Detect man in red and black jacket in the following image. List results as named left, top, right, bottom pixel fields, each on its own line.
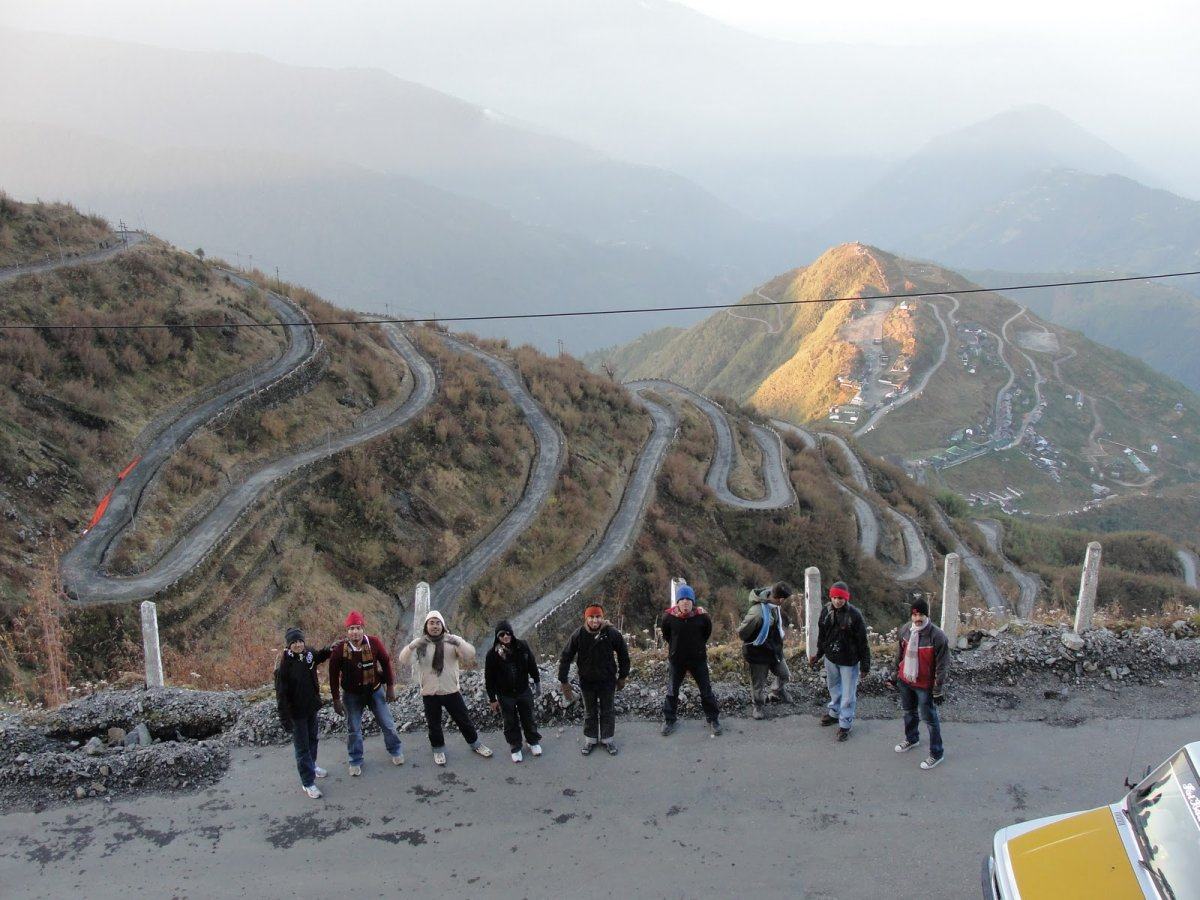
left=328, top=610, right=404, bottom=776
left=887, top=597, right=950, bottom=770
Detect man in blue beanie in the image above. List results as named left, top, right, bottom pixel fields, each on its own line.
left=659, top=583, right=721, bottom=736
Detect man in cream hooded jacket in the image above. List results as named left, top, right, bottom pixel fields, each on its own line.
left=398, top=610, right=492, bottom=766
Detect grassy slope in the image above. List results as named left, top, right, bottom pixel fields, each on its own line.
left=0, top=194, right=112, bottom=267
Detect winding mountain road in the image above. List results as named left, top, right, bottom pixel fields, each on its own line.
left=975, top=518, right=1040, bottom=616
left=429, top=335, right=565, bottom=623
left=63, top=322, right=435, bottom=606
left=0, top=231, right=147, bottom=284
left=1177, top=549, right=1198, bottom=590
left=930, top=504, right=1006, bottom=613
left=628, top=380, right=796, bottom=510
left=510, top=388, right=677, bottom=635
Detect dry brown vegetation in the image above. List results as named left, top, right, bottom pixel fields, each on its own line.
left=0, top=194, right=112, bottom=268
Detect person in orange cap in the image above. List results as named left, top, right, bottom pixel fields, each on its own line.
left=557, top=603, right=629, bottom=756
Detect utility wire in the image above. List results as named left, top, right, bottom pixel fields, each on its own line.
left=2, top=269, right=1199, bottom=331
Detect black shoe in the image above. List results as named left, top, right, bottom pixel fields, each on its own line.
left=837, top=727, right=850, bottom=742
left=661, top=721, right=677, bottom=736
left=709, top=721, right=723, bottom=736
left=751, top=706, right=765, bottom=720
left=604, top=741, right=619, bottom=756
left=580, top=742, right=597, bottom=756
left=820, top=713, right=838, bottom=727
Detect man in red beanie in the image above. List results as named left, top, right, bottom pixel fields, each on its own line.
left=809, top=581, right=871, bottom=742
left=558, top=603, right=629, bottom=756
left=329, top=610, right=404, bottom=776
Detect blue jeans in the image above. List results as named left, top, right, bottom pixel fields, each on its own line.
left=291, top=712, right=319, bottom=787
left=824, top=659, right=860, bottom=729
left=344, top=686, right=403, bottom=766
left=898, top=681, right=943, bottom=759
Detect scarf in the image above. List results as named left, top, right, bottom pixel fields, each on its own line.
left=752, top=602, right=777, bottom=646
left=668, top=605, right=706, bottom=619
left=903, top=619, right=928, bottom=682
left=429, top=633, right=445, bottom=676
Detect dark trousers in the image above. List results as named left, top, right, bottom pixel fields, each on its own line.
left=291, top=712, right=320, bottom=787
left=898, top=681, right=944, bottom=759
left=421, top=692, right=479, bottom=750
left=581, top=684, right=616, bottom=742
left=498, top=689, right=542, bottom=751
left=663, top=659, right=720, bottom=724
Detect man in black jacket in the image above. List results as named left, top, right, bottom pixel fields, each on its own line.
left=275, top=626, right=332, bottom=798
left=558, top=603, right=630, bottom=756
left=808, top=581, right=871, bottom=742
left=659, top=584, right=721, bottom=736
left=485, top=620, right=543, bottom=764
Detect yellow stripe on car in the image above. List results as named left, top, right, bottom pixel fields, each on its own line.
left=1007, top=807, right=1143, bottom=899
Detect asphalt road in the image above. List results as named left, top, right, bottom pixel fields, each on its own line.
left=931, top=505, right=1006, bottom=613
left=1178, top=549, right=1198, bottom=589
left=0, top=230, right=147, bottom=283
left=976, top=519, right=1041, bottom=616
left=3, top=714, right=1195, bottom=899
left=64, top=323, right=434, bottom=605
left=628, top=379, right=795, bottom=510
left=430, top=334, right=565, bottom=625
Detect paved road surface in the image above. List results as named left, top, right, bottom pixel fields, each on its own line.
left=931, top=505, right=1006, bottom=613
left=430, top=335, right=565, bottom=625
left=1177, top=548, right=1198, bottom=589
left=3, top=714, right=1194, bottom=899
left=628, top=380, right=795, bottom=510
left=0, top=230, right=147, bottom=284
left=976, top=519, right=1041, bottom=616
left=64, top=324, right=434, bottom=605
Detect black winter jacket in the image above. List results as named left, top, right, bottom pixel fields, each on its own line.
left=275, top=646, right=332, bottom=728
left=485, top=637, right=540, bottom=700
left=659, top=608, right=713, bottom=665
left=558, top=624, right=630, bottom=688
left=815, top=603, right=871, bottom=670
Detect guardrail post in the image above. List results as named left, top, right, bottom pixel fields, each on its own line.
left=140, top=601, right=164, bottom=688
left=669, top=577, right=686, bottom=609
left=410, top=581, right=431, bottom=681
left=804, top=567, right=821, bottom=659
left=1073, top=542, right=1102, bottom=632
left=940, top=553, right=961, bottom=645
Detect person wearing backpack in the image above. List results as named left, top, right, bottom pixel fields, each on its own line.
left=275, top=626, right=333, bottom=799
left=399, top=610, right=493, bottom=766
left=329, top=610, right=405, bottom=776
left=659, top=584, right=721, bottom=737
left=558, top=603, right=630, bottom=756
left=484, top=619, right=543, bottom=763
left=737, top=582, right=793, bottom=719
left=808, top=581, right=871, bottom=742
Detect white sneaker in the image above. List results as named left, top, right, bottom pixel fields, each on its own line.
left=529, top=744, right=542, bottom=757
left=473, top=744, right=493, bottom=758
left=920, top=755, right=944, bottom=770
left=511, top=750, right=523, bottom=763
left=348, top=764, right=362, bottom=777
left=303, top=785, right=322, bottom=799
left=433, top=751, right=447, bottom=766
left=313, top=766, right=328, bottom=779
left=391, top=753, right=405, bottom=766
left=895, top=740, right=919, bottom=753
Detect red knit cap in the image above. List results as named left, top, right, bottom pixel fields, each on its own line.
left=344, top=610, right=365, bottom=627
left=584, top=604, right=604, bottom=619
left=829, top=583, right=851, bottom=601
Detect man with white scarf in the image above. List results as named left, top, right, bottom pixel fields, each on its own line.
left=887, top=597, right=949, bottom=770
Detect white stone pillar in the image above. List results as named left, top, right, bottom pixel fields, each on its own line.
left=804, top=567, right=821, bottom=659
left=1074, top=542, right=1102, bottom=632
left=411, top=581, right=431, bottom=681
left=669, top=577, right=687, bottom=609
left=140, top=601, right=164, bottom=688
left=940, top=553, right=962, bottom=646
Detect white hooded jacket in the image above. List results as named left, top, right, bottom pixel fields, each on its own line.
left=397, top=610, right=477, bottom=696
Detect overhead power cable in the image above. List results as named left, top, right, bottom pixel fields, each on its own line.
left=2, top=269, right=1199, bottom=331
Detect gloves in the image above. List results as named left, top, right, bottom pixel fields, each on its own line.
left=883, top=676, right=896, bottom=690
left=489, top=700, right=500, bottom=713
left=860, top=664, right=871, bottom=678
left=560, top=682, right=575, bottom=703
left=933, top=691, right=946, bottom=705
left=444, top=635, right=460, bottom=647
left=532, top=682, right=542, bottom=698
left=808, top=655, right=820, bottom=670
left=333, top=698, right=345, bottom=717
left=385, top=685, right=397, bottom=703
left=280, top=719, right=293, bottom=733
left=616, top=678, right=627, bottom=691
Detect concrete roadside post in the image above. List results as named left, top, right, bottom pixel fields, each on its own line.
left=804, top=567, right=821, bottom=660
left=1073, top=542, right=1102, bottom=633
left=140, top=600, right=164, bottom=688
left=941, top=553, right=962, bottom=646
left=669, top=577, right=686, bottom=609
left=411, top=581, right=430, bottom=680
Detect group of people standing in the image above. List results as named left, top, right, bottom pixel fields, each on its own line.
left=274, top=580, right=951, bottom=799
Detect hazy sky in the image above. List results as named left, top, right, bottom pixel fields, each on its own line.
left=2, top=0, right=1198, bottom=192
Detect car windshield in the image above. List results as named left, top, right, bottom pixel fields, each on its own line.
left=1126, top=750, right=1200, bottom=900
